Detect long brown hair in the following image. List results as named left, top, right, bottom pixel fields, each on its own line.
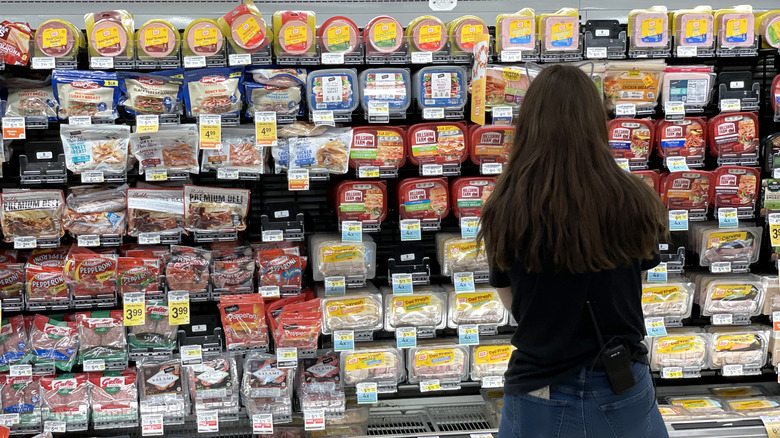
left=478, top=64, right=668, bottom=274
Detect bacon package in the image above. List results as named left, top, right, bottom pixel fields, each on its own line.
left=126, top=188, right=185, bottom=237
left=450, top=177, right=495, bottom=219
left=201, top=127, right=267, bottom=174
left=0, top=76, right=58, bottom=121
left=0, top=190, right=65, bottom=242
left=40, top=373, right=89, bottom=430
left=469, top=125, right=513, bottom=166
left=25, top=264, right=68, bottom=303
left=297, top=351, right=345, bottom=417
left=288, top=127, right=353, bottom=174
left=447, top=286, right=508, bottom=327
left=321, top=293, right=383, bottom=334
left=244, top=68, right=306, bottom=117
left=130, top=126, right=200, bottom=175
left=349, top=126, right=406, bottom=171
left=184, top=67, right=244, bottom=118
left=63, top=185, right=128, bottom=236
left=165, top=246, right=211, bottom=292
left=0, top=375, right=41, bottom=429
left=26, top=315, right=78, bottom=371
left=408, top=122, right=469, bottom=166
left=117, top=257, right=161, bottom=295
left=128, top=300, right=177, bottom=352
left=64, top=252, right=117, bottom=299
left=60, top=124, right=130, bottom=174
left=0, top=21, right=31, bottom=66
left=307, top=69, right=359, bottom=113
left=398, top=177, right=450, bottom=221
left=138, top=358, right=189, bottom=422
left=407, top=343, right=468, bottom=384
left=88, top=369, right=138, bottom=428
left=76, top=310, right=127, bottom=364
left=413, top=67, right=468, bottom=112
left=51, top=69, right=121, bottom=120
left=186, top=355, right=239, bottom=415
left=218, top=294, right=269, bottom=350
left=310, top=234, right=377, bottom=281
left=0, top=263, right=24, bottom=301
left=656, top=118, right=707, bottom=164
left=335, top=180, right=387, bottom=225
left=662, top=171, right=713, bottom=217
left=708, top=112, right=759, bottom=158
left=607, top=118, right=654, bottom=164
left=218, top=0, right=271, bottom=54
left=117, top=70, right=184, bottom=116
left=0, top=315, right=28, bottom=372
left=183, top=185, right=249, bottom=233
left=713, top=166, right=759, bottom=211
left=210, top=246, right=254, bottom=294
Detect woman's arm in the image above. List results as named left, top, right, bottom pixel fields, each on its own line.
left=496, top=286, right=512, bottom=310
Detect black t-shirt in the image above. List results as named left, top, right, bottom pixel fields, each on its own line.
left=489, top=254, right=659, bottom=395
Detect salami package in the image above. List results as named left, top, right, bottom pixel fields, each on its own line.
left=51, top=69, right=121, bottom=120
left=60, top=124, right=130, bottom=174
left=88, top=369, right=138, bottom=428
left=655, top=118, right=707, bottom=163
left=297, top=351, right=345, bottom=417
left=26, top=315, right=77, bottom=371
left=407, top=343, right=469, bottom=384
left=210, top=246, right=254, bottom=293
left=185, top=355, right=239, bottom=415
left=708, top=112, right=759, bottom=158
left=335, top=180, right=387, bottom=225
left=0, top=375, right=40, bottom=428
left=407, top=122, right=469, bottom=166
left=40, top=373, right=89, bottom=430
left=349, top=126, right=407, bottom=171
left=200, top=127, right=267, bottom=174
left=117, top=257, right=161, bottom=295
left=0, top=76, right=58, bottom=120
left=0, top=263, right=24, bottom=301
left=25, top=264, right=68, bottom=303
left=340, top=347, right=405, bottom=387
left=310, top=234, right=377, bottom=281
left=0, top=190, right=65, bottom=242
left=0, top=21, right=32, bottom=66
left=288, top=128, right=353, bottom=174
left=138, top=358, right=189, bottom=423
left=184, top=67, right=244, bottom=118
left=76, top=310, right=127, bottom=364
left=241, top=353, right=294, bottom=422
left=63, top=252, right=117, bottom=299
left=713, top=166, right=760, bottom=211
left=127, top=300, right=177, bottom=352
left=446, top=285, right=508, bottom=328
left=165, top=246, right=211, bottom=292
left=255, top=249, right=304, bottom=291
left=63, top=185, right=128, bottom=236
left=218, top=294, right=269, bottom=350
left=117, top=70, right=184, bottom=116
left=450, top=177, right=495, bottom=219
left=398, top=178, right=450, bottom=221
left=0, top=315, right=29, bottom=371
left=183, top=185, right=250, bottom=233
left=130, top=126, right=200, bottom=175
left=126, top=188, right=185, bottom=237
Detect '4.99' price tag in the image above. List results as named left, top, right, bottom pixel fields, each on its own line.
left=199, top=115, right=221, bottom=150
left=168, top=291, right=190, bottom=325
left=255, top=111, right=277, bottom=147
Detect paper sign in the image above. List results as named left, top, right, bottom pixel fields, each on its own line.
left=458, top=324, right=479, bottom=345
left=396, top=327, right=417, bottom=348
left=2, top=117, right=25, bottom=140
left=470, top=31, right=490, bottom=125
left=324, top=276, right=346, bottom=296
left=647, top=262, right=667, bottom=282
left=124, top=292, right=145, bottom=326
left=333, top=330, right=355, bottom=351
left=718, top=208, right=738, bottom=228
left=288, top=169, right=309, bottom=191
left=255, top=111, right=277, bottom=147
left=453, top=272, right=475, bottom=292
left=168, top=291, right=190, bottom=325
left=199, top=115, right=221, bottom=150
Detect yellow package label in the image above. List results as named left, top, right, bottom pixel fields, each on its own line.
left=686, top=19, right=706, bottom=38
left=415, top=348, right=457, bottom=367
left=455, top=292, right=495, bottom=311
left=502, top=69, right=521, bottom=82
left=284, top=25, right=307, bottom=46
left=345, top=352, right=387, bottom=371
left=194, top=28, right=218, bottom=47
left=730, top=400, right=776, bottom=410
left=658, top=407, right=680, bottom=416
left=419, top=25, right=442, bottom=44
left=707, top=231, right=748, bottom=248
left=374, top=22, right=397, bottom=43
left=376, top=130, right=399, bottom=138
left=641, top=19, right=662, bottom=39
left=726, top=18, right=747, bottom=39
left=321, top=245, right=360, bottom=263
left=327, top=25, right=351, bottom=46
left=642, top=75, right=655, bottom=88
left=236, top=16, right=262, bottom=45
left=460, top=24, right=484, bottom=44
left=392, top=295, right=431, bottom=312
left=95, top=271, right=115, bottom=283
left=448, top=241, right=478, bottom=259
left=95, top=26, right=120, bottom=49
left=656, top=336, right=697, bottom=354
left=474, top=345, right=512, bottom=365
left=551, top=22, right=573, bottom=43
left=42, top=28, right=67, bottom=49
left=710, top=284, right=752, bottom=300
left=715, top=334, right=757, bottom=352
left=509, top=18, right=532, bottom=38
left=144, top=26, right=170, bottom=48
left=714, top=387, right=760, bottom=398
left=674, top=399, right=717, bottom=410
left=642, top=286, right=682, bottom=304
left=325, top=298, right=367, bottom=318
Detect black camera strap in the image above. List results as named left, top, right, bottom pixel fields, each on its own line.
left=586, top=300, right=636, bottom=395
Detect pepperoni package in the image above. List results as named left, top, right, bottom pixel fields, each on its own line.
left=271, top=298, right=322, bottom=350
left=335, top=180, right=388, bottom=225
left=450, top=177, right=496, bottom=219
left=708, top=112, right=759, bottom=158
left=0, top=263, right=24, bottom=301
left=662, top=171, right=713, bottom=217
left=349, top=126, right=406, bottom=171
left=165, top=246, right=211, bottom=292
left=64, top=253, right=118, bottom=299
left=713, top=166, right=760, bottom=211
left=117, top=257, right=162, bottom=295
left=218, top=294, right=269, bottom=350
left=408, top=122, right=469, bottom=166
left=469, top=125, right=513, bottom=166
left=210, top=246, right=254, bottom=294
left=656, top=118, right=707, bottom=164
left=607, top=118, right=654, bottom=164
left=255, top=249, right=304, bottom=291
left=398, top=177, right=450, bottom=221
left=25, top=264, right=68, bottom=303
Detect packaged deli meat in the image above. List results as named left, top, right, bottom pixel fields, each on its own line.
left=413, top=67, right=468, bottom=112
left=0, top=21, right=31, bottom=66
left=183, top=185, right=250, bottom=233
left=408, top=122, right=469, bottom=166
left=672, top=7, right=715, bottom=50
left=0, top=189, right=65, bottom=242
left=130, top=125, right=200, bottom=175
left=758, top=10, right=780, bottom=49
left=85, top=10, right=134, bottom=59
left=25, top=264, right=68, bottom=303
left=437, top=234, right=488, bottom=276
left=182, top=19, right=224, bottom=58
left=726, top=397, right=780, bottom=416
left=272, top=11, right=317, bottom=57
left=0, top=375, right=41, bottom=429
left=714, top=5, right=755, bottom=48
left=335, top=180, right=388, bottom=225
left=608, top=118, right=654, bottom=163
left=384, top=291, right=446, bottom=331
left=471, top=341, right=513, bottom=381
left=693, top=225, right=761, bottom=267
left=707, top=112, right=759, bottom=158
left=469, top=125, right=513, bottom=166
left=241, top=353, right=294, bottom=421
left=0, top=263, right=25, bottom=302
left=127, top=300, right=178, bottom=352
left=0, top=315, right=28, bottom=372
left=164, top=245, right=211, bottom=292
left=184, top=67, right=244, bottom=118
left=76, top=310, right=126, bottom=365
left=661, top=171, right=713, bottom=217
left=407, top=342, right=469, bottom=384
left=340, top=346, right=405, bottom=387
left=210, top=246, right=254, bottom=294
left=34, top=18, right=83, bottom=59
left=0, top=75, right=58, bottom=121
left=450, top=177, right=495, bottom=219
left=661, top=66, right=715, bottom=108
left=699, top=276, right=764, bottom=317
left=321, top=293, right=383, bottom=334
left=126, top=188, right=185, bottom=237
left=710, top=385, right=766, bottom=399
left=63, top=249, right=117, bottom=299
left=307, top=69, right=359, bottom=113
left=406, top=15, right=446, bottom=53
left=310, top=234, right=376, bottom=281
left=60, top=124, right=130, bottom=174
left=398, top=178, right=449, bottom=221
left=448, top=15, right=489, bottom=56
left=628, top=6, right=669, bottom=50
left=667, top=396, right=729, bottom=417
left=603, top=61, right=664, bottom=112
left=51, top=69, right=120, bottom=120
left=318, top=16, right=360, bottom=54
left=135, top=19, right=180, bottom=59
left=218, top=294, right=269, bottom=350
left=88, top=369, right=138, bottom=428
left=117, top=70, right=184, bottom=116
left=218, top=0, right=271, bottom=54
left=297, top=351, right=346, bottom=417
left=244, top=68, right=306, bottom=118
left=349, top=126, right=407, bottom=171
left=27, top=247, right=69, bottom=268
left=641, top=280, right=695, bottom=319
left=485, top=65, right=536, bottom=111
left=40, top=373, right=89, bottom=430
left=656, top=118, right=707, bottom=163
left=650, top=328, right=709, bottom=371
left=63, top=185, right=128, bottom=236
left=538, top=8, right=580, bottom=53
left=713, top=166, right=759, bottom=211
left=186, top=355, right=239, bottom=415
left=708, top=325, right=769, bottom=370
left=288, top=127, right=353, bottom=175
left=364, top=15, right=404, bottom=55
left=495, top=9, right=536, bottom=53
left=271, top=298, right=322, bottom=350
left=255, top=249, right=305, bottom=291
left=359, top=68, right=411, bottom=115
left=138, top=357, right=189, bottom=423
left=446, top=285, right=508, bottom=328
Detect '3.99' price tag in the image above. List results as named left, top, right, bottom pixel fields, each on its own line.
left=168, top=291, right=190, bottom=325
left=123, top=292, right=145, bottom=326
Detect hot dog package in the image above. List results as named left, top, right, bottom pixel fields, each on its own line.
left=183, top=185, right=250, bottom=233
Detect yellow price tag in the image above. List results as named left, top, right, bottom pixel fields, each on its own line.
left=422, top=380, right=441, bottom=392
left=762, top=415, right=780, bottom=438
left=199, top=115, right=221, bottom=150
left=136, top=115, right=159, bottom=134
left=104, top=80, right=118, bottom=87
left=255, top=112, right=277, bottom=147
left=168, top=292, right=190, bottom=325
left=123, top=293, right=145, bottom=327
left=770, top=214, right=780, bottom=247
left=280, top=350, right=297, bottom=359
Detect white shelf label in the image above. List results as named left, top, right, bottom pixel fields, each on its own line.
left=711, top=262, right=732, bottom=274
left=288, top=168, right=310, bottom=191
left=90, top=56, right=114, bottom=69
left=83, top=359, right=106, bottom=371
left=391, top=273, right=413, bottom=294
left=322, top=52, right=345, bottom=64
left=217, top=167, right=239, bottom=180
left=586, top=46, right=607, bottom=59
left=458, top=324, right=480, bottom=345
left=180, top=344, right=203, bottom=364
left=718, top=208, right=739, bottom=228
left=81, top=170, right=104, bottom=183
left=677, top=46, right=697, bottom=57
left=2, top=117, right=25, bottom=140
left=77, top=234, right=100, bottom=247
left=491, top=106, right=513, bottom=125
left=13, top=236, right=37, bottom=249
left=32, top=57, right=55, bottom=69
left=184, top=56, right=207, bottom=68
left=313, top=110, right=335, bottom=127
left=356, top=382, right=378, bottom=404
left=228, top=53, right=252, bottom=66
left=9, top=364, right=32, bottom=377
left=722, top=364, right=744, bottom=377
left=721, top=98, right=741, bottom=112
left=261, top=230, right=284, bottom=242
left=481, top=162, right=503, bottom=175
left=69, top=115, right=92, bottom=125
left=661, top=367, right=683, bottom=379
left=423, top=108, right=445, bottom=120
left=253, top=414, right=274, bottom=434
left=136, top=114, right=159, bottom=133
left=146, top=169, right=168, bottom=181
left=615, top=104, right=636, bottom=117
left=400, top=219, right=421, bottom=241
left=197, top=410, right=219, bottom=433
left=259, top=285, right=280, bottom=299
left=341, top=221, right=362, bottom=242
left=615, top=158, right=630, bottom=172
left=142, top=414, right=164, bottom=436
left=667, top=157, right=690, bottom=171
left=138, top=233, right=161, bottom=245
left=420, top=379, right=441, bottom=392
left=664, top=102, right=685, bottom=117
left=304, top=409, right=325, bottom=430
left=712, top=313, right=734, bottom=325
left=421, top=164, right=443, bottom=176
left=644, top=317, right=667, bottom=336
left=411, top=51, right=434, bottom=64
left=500, top=51, right=522, bottom=62
left=359, top=166, right=380, bottom=178
left=480, top=376, right=503, bottom=388
left=44, top=421, right=67, bottom=433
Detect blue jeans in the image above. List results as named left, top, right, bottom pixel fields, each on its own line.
left=498, top=362, right=668, bottom=438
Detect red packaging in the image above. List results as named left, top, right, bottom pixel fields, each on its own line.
left=349, top=126, right=406, bottom=170
left=255, top=250, right=304, bottom=290
left=318, top=16, right=359, bottom=53
left=25, top=264, right=68, bottom=302
left=88, top=369, right=137, bottom=420
left=65, top=253, right=118, bottom=298
left=39, top=373, right=89, bottom=418
left=0, top=21, right=32, bottom=66
left=662, top=171, right=713, bottom=212
left=165, top=246, right=211, bottom=292
left=123, top=246, right=169, bottom=260
left=218, top=294, right=268, bottom=350
left=117, top=257, right=161, bottom=296
left=335, top=180, right=387, bottom=224
left=398, top=177, right=449, bottom=221
left=407, top=122, right=469, bottom=166
left=469, top=125, right=513, bottom=165
left=266, top=294, right=307, bottom=328
left=27, top=247, right=69, bottom=267
left=607, top=118, right=654, bottom=162
left=450, top=177, right=496, bottom=219
left=222, top=2, right=270, bottom=52
left=211, top=252, right=255, bottom=293
left=713, top=166, right=760, bottom=209
left=707, top=112, right=759, bottom=156
left=632, top=170, right=661, bottom=195
left=0, top=263, right=24, bottom=300
left=272, top=298, right=322, bottom=350
left=773, top=74, right=780, bottom=117
left=0, top=250, right=17, bottom=263
left=655, top=117, right=707, bottom=161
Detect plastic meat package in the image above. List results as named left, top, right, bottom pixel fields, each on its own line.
left=76, top=310, right=126, bottom=364
left=726, top=397, right=780, bottom=416
left=63, top=185, right=127, bottom=236
left=661, top=66, right=715, bottom=108
left=26, top=314, right=78, bottom=371
left=641, top=281, right=695, bottom=319
left=662, top=171, right=712, bottom=214
left=340, top=347, right=405, bottom=387
left=164, top=246, right=211, bottom=292
left=63, top=251, right=117, bottom=299
left=446, top=286, right=508, bottom=328
left=708, top=326, right=769, bottom=370
left=538, top=8, right=580, bottom=53
left=117, top=70, right=183, bottom=116
left=287, top=127, right=353, bottom=174
left=471, top=341, right=513, bottom=381
left=398, top=178, right=450, bottom=221
left=495, top=9, right=536, bottom=53
left=713, top=166, right=759, bottom=210
left=25, top=264, right=68, bottom=303
left=0, top=375, right=41, bottom=429
left=628, top=6, right=669, bottom=50
left=364, top=15, right=404, bottom=55
left=667, top=396, right=729, bottom=418
left=0, top=76, right=58, bottom=120
left=0, top=21, right=32, bottom=66
left=245, top=68, right=306, bottom=117
left=321, top=293, right=383, bottom=335
left=694, top=226, right=761, bottom=267
left=126, top=188, right=185, bottom=237
left=117, top=257, right=161, bottom=295
left=210, top=246, right=254, bottom=293
left=201, top=127, right=267, bottom=174
left=707, top=112, right=759, bottom=157
left=437, top=234, right=488, bottom=276
left=413, top=66, right=468, bottom=111
left=672, top=7, right=714, bottom=50
left=0, top=190, right=65, bottom=241
left=603, top=61, right=664, bottom=111
left=255, top=248, right=304, bottom=291
left=407, top=343, right=469, bottom=384
left=650, top=328, right=709, bottom=371
left=84, top=10, right=135, bottom=59
left=297, top=351, right=345, bottom=417
left=88, top=369, right=138, bottom=428
left=138, top=357, right=189, bottom=423
left=183, top=185, right=250, bottom=233
left=27, top=247, right=68, bottom=268
left=335, top=180, right=387, bottom=224
left=607, top=119, right=654, bottom=163
left=40, top=373, right=89, bottom=431
left=0, top=263, right=24, bottom=301
left=714, top=5, right=754, bottom=48
left=310, top=234, right=376, bottom=281
left=0, top=315, right=28, bottom=371
left=700, top=276, right=764, bottom=317
left=218, top=294, right=269, bottom=350
left=51, top=70, right=120, bottom=120
left=406, top=16, right=446, bottom=53
left=182, top=19, right=224, bottom=58
left=186, top=355, right=239, bottom=415
left=242, top=353, right=294, bottom=422
left=318, top=16, right=360, bottom=55
left=484, top=66, right=536, bottom=111
left=470, top=125, right=513, bottom=166
left=384, top=292, right=446, bottom=331
left=127, top=300, right=177, bottom=352
left=307, top=69, right=359, bottom=113
left=184, top=67, right=244, bottom=118
left=359, top=68, right=411, bottom=114
left=450, top=177, right=495, bottom=219
left=710, top=385, right=766, bottom=399
left=407, top=122, right=469, bottom=166
left=656, top=118, right=707, bottom=162
left=130, top=126, right=200, bottom=175
left=349, top=126, right=406, bottom=170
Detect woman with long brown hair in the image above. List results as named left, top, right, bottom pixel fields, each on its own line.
left=479, top=64, right=669, bottom=438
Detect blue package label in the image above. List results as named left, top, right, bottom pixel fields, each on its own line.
left=0, top=350, right=25, bottom=367
left=33, top=348, right=73, bottom=361
left=420, top=71, right=463, bottom=108
left=609, top=140, right=631, bottom=150
left=661, top=139, right=686, bottom=149
left=107, top=212, right=121, bottom=227
left=4, top=402, right=36, bottom=415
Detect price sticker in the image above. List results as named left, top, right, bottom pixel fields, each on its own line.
left=341, top=221, right=362, bottom=242
left=228, top=53, right=252, bottom=66
left=615, top=158, right=630, bottom=172
left=761, top=415, right=780, bottom=438
left=304, top=409, right=325, bottom=431
left=773, top=311, right=780, bottom=331
left=255, top=111, right=277, bottom=147
left=146, top=169, right=168, bottom=181
left=136, top=115, right=159, bottom=133
left=262, top=230, right=284, bottom=242
left=2, top=117, right=25, bottom=140
left=217, top=167, right=239, bottom=180
left=183, top=56, right=207, bottom=68
left=253, top=414, right=274, bottom=434
left=259, top=286, right=280, bottom=299
left=423, top=108, right=445, bottom=119
left=0, top=413, right=19, bottom=427
left=90, top=56, right=114, bottom=69
left=500, top=50, right=522, bottom=62
left=711, top=262, right=732, bottom=274
left=615, top=104, right=636, bottom=118
left=713, top=313, right=734, bottom=325
left=420, top=379, right=441, bottom=392
left=662, top=367, right=683, bottom=379
left=322, top=52, right=345, bottom=64
left=392, top=273, right=413, bottom=294
left=491, top=106, right=513, bottom=125
left=334, top=330, right=355, bottom=351
left=458, top=324, right=480, bottom=345
left=277, top=347, right=298, bottom=367
left=775, top=168, right=780, bottom=179
left=44, top=421, right=67, bottom=433
left=400, top=219, right=422, bottom=241
left=368, top=101, right=390, bottom=122
left=770, top=214, right=780, bottom=247
left=411, top=51, right=434, bottom=64
left=644, top=317, right=667, bottom=336
left=717, top=208, right=738, bottom=228
left=13, top=236, right=37, bottom=249
left=84, top=359, right=106, bottom=371
left=77, top=234, right=100, bottom=247
left=359, top=166, right=380, bottom=178
left=396, top=327, right=417, bottom=348
left=721, top=98, right=741, bottom=112
left=325, top=276, right=346, bottom=296
left=664, top=102, right=685, bottom=120
left=32, top=57, right=55, bottom=69
left=722, top=364, right=744, bottom=377
left=199, top=115, right=221, bottom=150
left=586, top=46, right=608, bottom=59
left=124, top=292, right=145, bottom=326
left=81, top=170, right=104, bottom=183
left=138, top=233, right=161, bottom=245
left=421, top=164, right=443, bottom=176
left=9, top=364, right=32, bottom=377
left=356, top=382, right=378, bottom=404
left=142, top=414, right=164, bottom=436
left=676, top=45, right=697, bottom=57
left=180, top=344, right=203, bottom=364
left=668, top=210, right=688, bottom=232
left=481, top=376, right=503, bottom=389
left=460, top=216, right=480, bottom=238
left=197, top=410, right=219, bottom=433
left=454, top=272, right=475, bottom=292
left=69, top=115, right=92, bottom=125
left=313, top=110, right=335, bottom=127
left=647, top=262, right=667, bottom=282
left=168, top=291, right=190, bottom=325
left=481, top=162, right=503, bottom=175
left=288, top=168, right=310, bottom=191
